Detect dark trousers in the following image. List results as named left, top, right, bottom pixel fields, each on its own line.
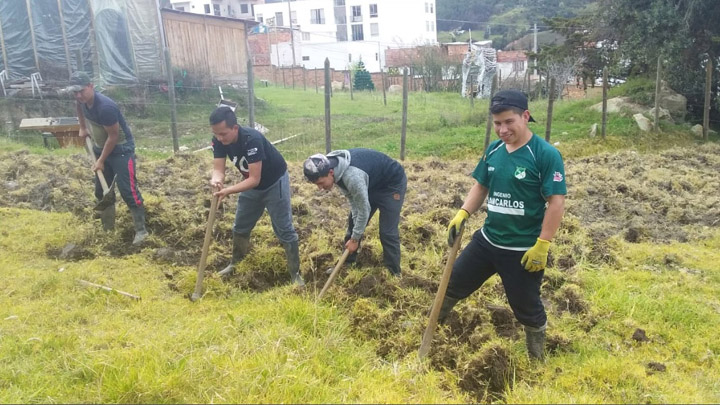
left=446, top=229, right=546, bottom=328
left=93, top=144, right=143, bottom=208
left=344, top=177, right=407, bottom=275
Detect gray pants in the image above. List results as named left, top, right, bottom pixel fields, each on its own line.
left=233, top=171, right=298, bottom=244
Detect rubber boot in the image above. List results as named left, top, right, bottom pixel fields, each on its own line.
left=437, top=295, right=460, bottom=324
left=525, top=323, right=547, bottom=361
left=218, top=232, right=250, bottom=278
left=129, top=205, right=149, bottom=245
left=284, top=241, right=305, bottom=287
left=100, top=204, right=116, bottom=231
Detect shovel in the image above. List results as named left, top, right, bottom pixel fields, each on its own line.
left=317, top=248, right=351, bottom=300
left=418, top=226, right=465, bottom=359
left=84, top=136, right=116, bottom=211
left=191, top=194, right=220, bottom=302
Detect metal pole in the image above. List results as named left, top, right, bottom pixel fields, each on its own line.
left=401, top=67, right=408, bottom=161
left=381, top=68, right=387, bottom=106
left=287, top=0, right=297, bottom=69
left=57, top=0, right=73, bottom=77
left=25, top=0, right=41, bottom=72
left=164, top=48, right=179, bottom=153
left=324, top=58, right=332, bottom=153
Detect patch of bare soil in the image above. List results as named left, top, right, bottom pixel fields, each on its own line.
left=458, top=344, right=513, bottom=402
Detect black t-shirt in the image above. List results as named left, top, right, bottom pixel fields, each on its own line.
left=212, top=127, right=287, bottom=190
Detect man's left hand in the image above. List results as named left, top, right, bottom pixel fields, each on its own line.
left=521, top=238, right=550, bottom=272
left=345, top=238, right=359, bottom=253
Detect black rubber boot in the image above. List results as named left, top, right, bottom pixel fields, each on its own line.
left=100, top=204, right=116, bottom=231
left=437, top=296, right=460, bottom=324
left=525, top=324, right=547, bottom=361
left=218, top=232, right=250, bottom=278
left=129, top=205, right=148, bottom=245
left=284, top=241, right=305, bottom=287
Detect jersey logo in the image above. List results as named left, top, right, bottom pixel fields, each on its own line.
left=514, top=166, right=526, bottom=180
left=247, top=147, right=258, bottom=156
left=553, top=171, right=564, bottom=182
left=231, top=155, right=250, bottom=178
left=488, top=166, right=495, bottom=172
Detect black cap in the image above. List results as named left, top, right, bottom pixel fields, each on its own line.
left=65, top=71, right=92, bottom=92
left=490, top=89, right=536, bottom=122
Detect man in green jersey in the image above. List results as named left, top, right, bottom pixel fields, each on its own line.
left=441, top=90, right=566, bottom=360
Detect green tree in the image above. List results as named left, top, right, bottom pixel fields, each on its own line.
left=598, top=0, right=720, bottom=120
left=353, top=60, right=375, bottom=91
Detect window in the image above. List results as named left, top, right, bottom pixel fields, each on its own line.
left=351, top=24, right=363, bottom=41
left=291, top=11, right=297, bottom=24
left=369, top=4, right=378, bottom=17
left=204, top=4, right=210, bottom=14
left=302, top=32, right=311, bottom=40
left=240, top=3, right=249, bottom=14
left=370, top=22, right=379, bottom=37
left=425, top=2, right=428, bottom=13
left=175, top=6, right=184, bottom=11
left=348, top=53, right=352, bottom=62
left=430, top=2, right=434, bottom=13
left=275, top=12, right=284, bottom=26
left=513, top=61, right=525, bottom=71
left=335, top=0, right=345, bottom=6
left=310, top=9, right=325, bottom=24
left=227, top=5, right=232, bottom=15
left=351, top=6, right=362, bottom=22
left=302, top=56, right=310, bottom=61
left=257, top=13, right=263, bottom=22
left=426, top=21, right=430, bottom=32
left=213, top=4, right=221, bottom=16
left=375, top=52, right=378, bottom=61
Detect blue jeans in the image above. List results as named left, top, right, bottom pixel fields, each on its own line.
left=446, top=229, right=546, bottom=328
left=93, top=143, right=143, bottom=208
left=233, top=171, right=298, bottom=244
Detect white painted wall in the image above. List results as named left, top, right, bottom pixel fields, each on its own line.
left=170, top=0, right=262, bottom=19
left=255, top=0, right=437, bottom=72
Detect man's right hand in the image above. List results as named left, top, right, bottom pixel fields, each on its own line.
left=447, top=209, right=469, bottom=247
left=210, top=178, right=223, bottom=190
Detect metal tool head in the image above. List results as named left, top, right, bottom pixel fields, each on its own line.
left=93, top=176, right=117, bottom=211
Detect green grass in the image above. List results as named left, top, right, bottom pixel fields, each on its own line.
left=0, top=207, right=465, bottom=403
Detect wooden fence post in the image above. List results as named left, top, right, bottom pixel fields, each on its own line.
left=401, top=68, right=408, bottom=161
left=484, top=74, right=498, bottom=151
left=324, top=58, right=332, bottom=153
left=381, top=68, right=387, bottom=106
left=545, top=77, right=556, bottom=142
left=247, top=58, right=255, bottom=129
left=703, top=57, right=712, bottom=141
left=164, top=48, right=179, bottom=153
left=602, top=68, right=608, bottom=139
left=349, top=70, right=354, bottom=100
left=654, top=56, right=661, bottom=132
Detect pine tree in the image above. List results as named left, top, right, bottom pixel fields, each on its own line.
left=353, top=60, right=375, bottom=91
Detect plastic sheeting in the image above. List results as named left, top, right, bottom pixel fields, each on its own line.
left=0, top=0, right=163, bottom=85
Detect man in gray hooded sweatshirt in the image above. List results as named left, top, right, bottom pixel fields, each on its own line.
left=303, top=148, right=407, bottom=276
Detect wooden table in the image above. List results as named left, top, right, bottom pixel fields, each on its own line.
left=19, top=117, right=83, bottom=148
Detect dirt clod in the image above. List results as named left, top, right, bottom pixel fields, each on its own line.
left=632, top=328, right=650, bottom=343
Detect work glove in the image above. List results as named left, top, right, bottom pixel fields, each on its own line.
left=521, top=238, right=551, bottom=272
left=447, top=209, right=469, bottom=247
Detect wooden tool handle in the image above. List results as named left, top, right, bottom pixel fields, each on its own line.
left=85, top=136, right=110, bottom=193
left=418, top=227, right=465, bottom=358
left=191, top=194, right=220, bottom=301
left=318, top=248, right=351, bottom=300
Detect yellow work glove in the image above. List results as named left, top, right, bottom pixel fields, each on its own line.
left=447, top=209, right=469, bottom=247
left=521, top=238, right=551, bottom=272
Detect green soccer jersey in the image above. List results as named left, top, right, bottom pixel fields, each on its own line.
left=473, top=134, right=566, bottom=250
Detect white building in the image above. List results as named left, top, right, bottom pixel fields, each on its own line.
left=254, top=0, right=437, bottom=72
left=169, top=0, right=263, bottom=20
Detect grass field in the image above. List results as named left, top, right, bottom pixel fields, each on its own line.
left=1, top=83, right=719, bottom=403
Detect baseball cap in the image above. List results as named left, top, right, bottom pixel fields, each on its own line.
left=65, top=71, right=92, bottom=92
left=303, top=153, right=337, bottom=182
left=490, top=89, right=536, bottom=122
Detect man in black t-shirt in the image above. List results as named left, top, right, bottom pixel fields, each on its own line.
left=209, top=107, right=304, bottom=286
left=68, top=71, right=148, bottom=245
